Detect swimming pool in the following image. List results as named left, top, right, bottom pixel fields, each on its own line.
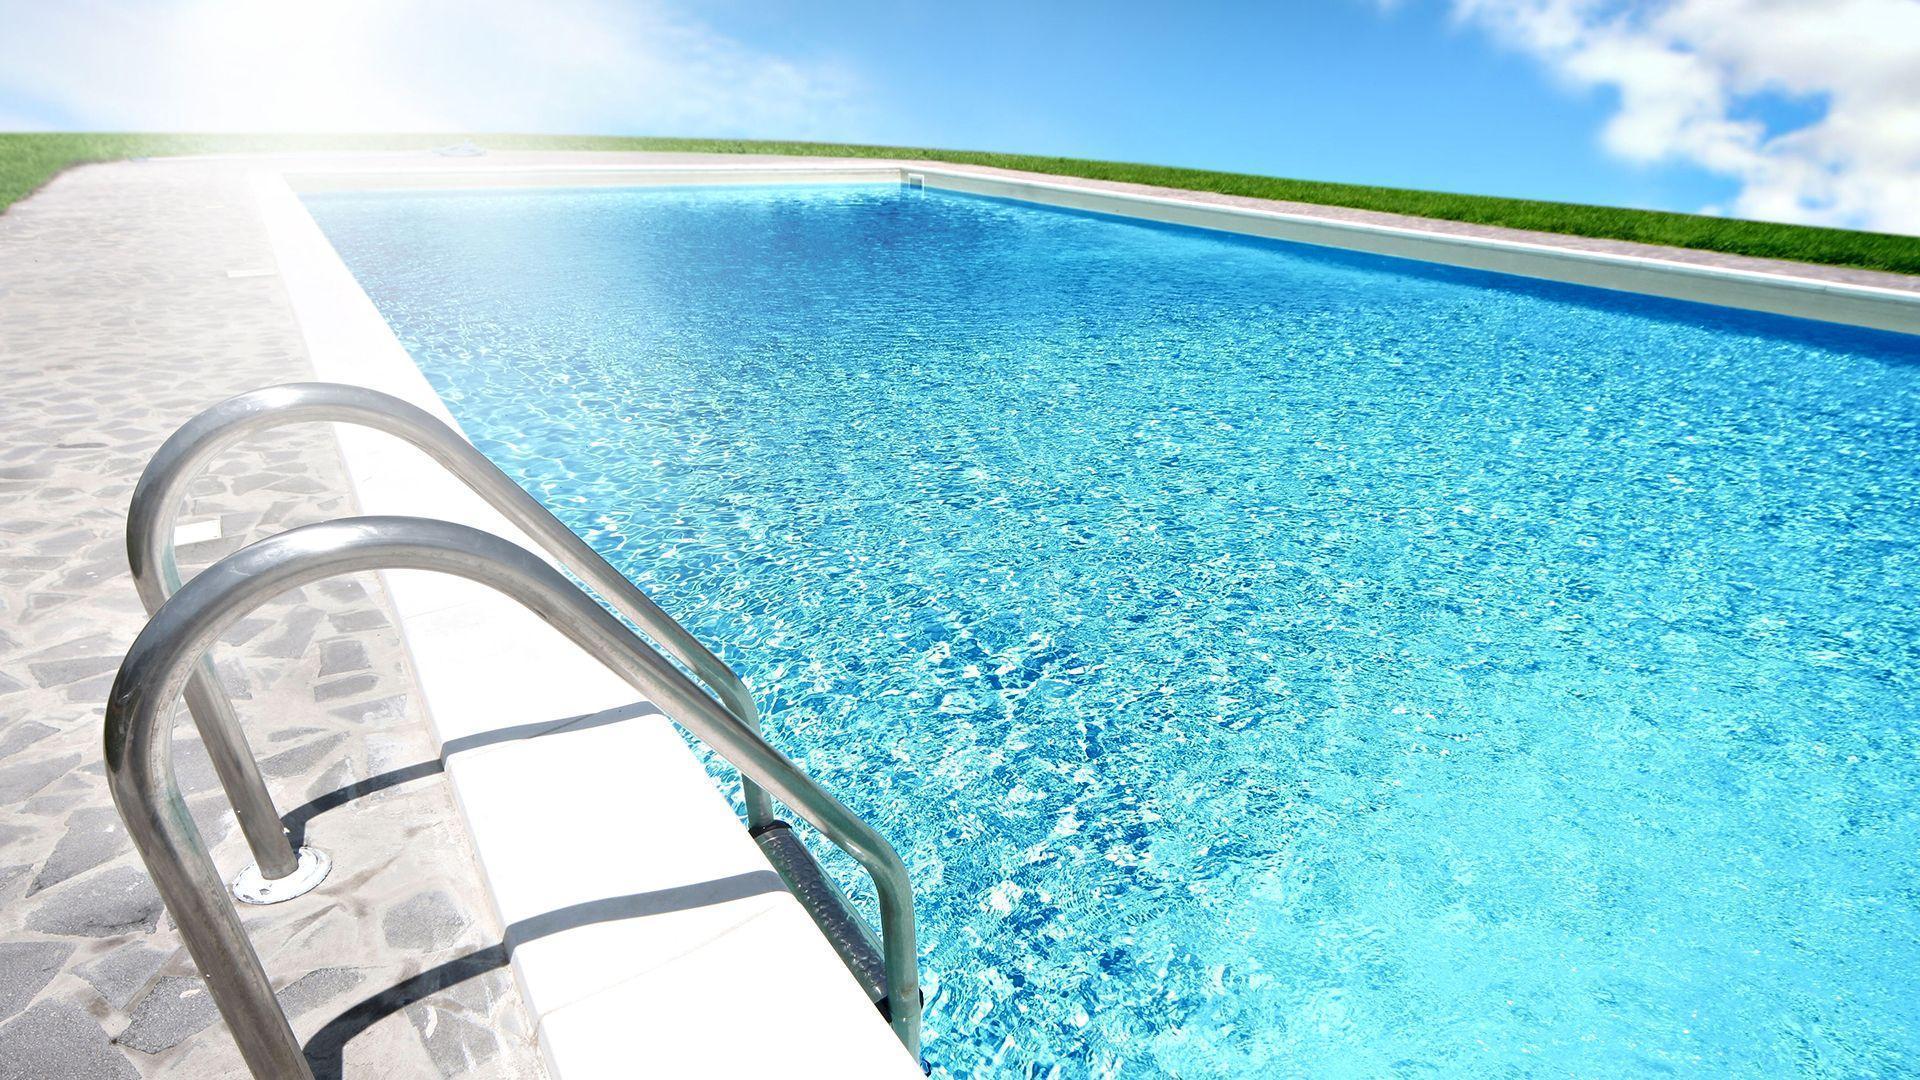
left=305, top=183, right=1920, bottom=1077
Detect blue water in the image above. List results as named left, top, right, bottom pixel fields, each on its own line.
left=305, top=184, right=1920, bottom=1078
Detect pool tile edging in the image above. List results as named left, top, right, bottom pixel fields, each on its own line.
left=909, top=166, right=1920, bottom=336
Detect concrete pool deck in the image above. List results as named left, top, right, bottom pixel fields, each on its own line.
left=2, top=147, right=1916, bottom=1078
left=1, top=150, right=931, bottom=1079
left=0, top=158, right=543, bottom=1077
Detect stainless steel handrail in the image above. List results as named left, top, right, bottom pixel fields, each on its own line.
left=105, top=516, right=922, bottom=1077
left=126, top=382, right=775, bottom=886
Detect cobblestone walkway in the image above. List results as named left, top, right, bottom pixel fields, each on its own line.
left=0, top=161, right=544, bottom=1076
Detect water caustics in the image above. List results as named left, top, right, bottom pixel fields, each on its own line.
left=305, top=183, right=1920, bottom=1078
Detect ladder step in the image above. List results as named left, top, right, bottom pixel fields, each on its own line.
left=752, top=819, right=888, bottom=1009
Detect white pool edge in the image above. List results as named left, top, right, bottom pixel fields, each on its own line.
left=912, top=168, right=1920, bottom=336
left=250, top=169, right=923, bottom=1078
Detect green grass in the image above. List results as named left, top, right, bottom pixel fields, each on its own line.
left=6, top=132, right=1919, bottom=275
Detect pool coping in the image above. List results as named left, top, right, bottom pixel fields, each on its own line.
left=275, top=158, right=1920, bottom=336
left=250, top=168, right=923, bottom=1078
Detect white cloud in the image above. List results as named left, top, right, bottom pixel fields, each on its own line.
left=1450, top=0, right=1920, bottom=234
left=0, top=0, right=870, bottom=139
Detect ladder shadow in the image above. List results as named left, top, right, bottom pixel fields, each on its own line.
left=281, top=699, right=664, bottom=848
left=301, top=870, right=786, bottom=1079
left=274, top=696, right=752, bottom=1076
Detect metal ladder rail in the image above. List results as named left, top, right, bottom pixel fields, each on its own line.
left=125, top=383, right=780, bottom=859
left=105, top=516, right=923, bottom=1078
left=127, top=382, right=894, bottom=1009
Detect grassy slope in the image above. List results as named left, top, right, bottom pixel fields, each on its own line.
left=5, top=132, right=1918, bottom=276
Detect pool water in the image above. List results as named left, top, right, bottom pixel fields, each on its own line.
left=305, top=184, right=1920, bottom=1077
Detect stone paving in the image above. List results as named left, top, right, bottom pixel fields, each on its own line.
left=0, top=160, right=544, bottom=1076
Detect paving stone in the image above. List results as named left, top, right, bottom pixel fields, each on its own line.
left=26, top=654, right=120, bottom=688
left=56, top=559, right=122, bottom=591
left=306, top=758, right=357, bottom=802
left=314, top=673, right=380, bottom=702
left=328, top=609, right=389, bottom=633
left=184, top=795, right=235, bottom=850
left=212, top=654, right=253, bottom=700
left=407, top=1001, right=503, bottom=1078
left=258, top=732, right=348, bottom=778
left=0, top=753, right=82, bottom=805
left=316, top=578, right=367, bottom=602
left=171, top=737, right=222, bottom=796
left=24, top=632, right=119, bottom=663
left=0, top=155, right=627, bottom=1078
left=31, top=529, right=91, bottom=557
left=28, top=806, right=127, bottom=894
left=24, top=865, right=164, bottom=937
left=278, top=965, right=365, bottom=1018
left=258, top=607, right=325, bottom=660
left=0, top=941, right=73, bottom=1021
left=115, top=975, right=218, bottom=1053
left=383, top=890, right=470, bottom=953
left=218, top=509, right=262, bottom=537
left=217, top=615, right=274, bottom=647
left=172, top=534, right=245, bottom=564
left=62, top=671, right=119, bottom=704
left=330, top=694, right=409, bottom=725
left=270, top=475, right=328, bottom=495
left=317, top=638, right=371, bottom=677
left=0, top=720, right=56, bottom=757
left=0, top=1000, right=139, bottom=1080
left=230, top=471, right=282, bottom=497
left=22, top=791, right=85, bottom=816
left=74, top=943, right=171, bottom=1010
left=21, top=593, right=81, bottom=618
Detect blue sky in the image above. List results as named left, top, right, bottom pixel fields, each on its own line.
left=1, top=0, right=1915, bottom=232
left=707, top=0, right=1729, bottom=214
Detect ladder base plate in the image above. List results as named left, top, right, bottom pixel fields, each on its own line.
left=231, top=846, right=331, bottom=905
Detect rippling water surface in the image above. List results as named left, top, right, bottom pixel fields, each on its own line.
left=307, top=184, right=1920, bottom=1077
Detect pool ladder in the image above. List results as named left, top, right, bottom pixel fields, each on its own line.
left=108, top=383, right=921, bottom=1078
